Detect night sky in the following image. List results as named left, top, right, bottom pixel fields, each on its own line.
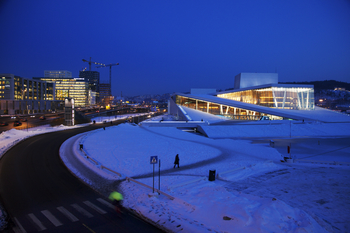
left=0, top=0, right=349, bottom=96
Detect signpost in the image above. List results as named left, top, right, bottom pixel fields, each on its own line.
left=150, top=156, right=158, bottom=193
left=158, top=159, right=161, bottom=195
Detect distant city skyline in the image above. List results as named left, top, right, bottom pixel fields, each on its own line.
left=0, top=0, right=349, bottom=96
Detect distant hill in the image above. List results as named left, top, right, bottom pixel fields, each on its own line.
left=279, top=80, right=350, bottom=91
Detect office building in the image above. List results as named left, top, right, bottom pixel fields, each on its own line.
left=34, top=77, right=89, bottom=107
left=100, top=83, right=112, bottom=105
left=0, top=74, right=58, bottom=114
left=79, top=71, right=100, bottom=102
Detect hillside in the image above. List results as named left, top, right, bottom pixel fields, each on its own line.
left=279, top=80, right=350, bottom=91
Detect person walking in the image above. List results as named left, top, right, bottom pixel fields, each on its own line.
left=174, top=154, right=180, bottom=168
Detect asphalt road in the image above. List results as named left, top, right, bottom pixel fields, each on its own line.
left=0, top=122, right=164, bottom=233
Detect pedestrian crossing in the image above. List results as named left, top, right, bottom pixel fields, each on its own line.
left=12, top=198, right=115, bottom=233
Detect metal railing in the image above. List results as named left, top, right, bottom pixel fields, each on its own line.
left=79, top=146, right=122, bottom=177
left=126, top=177, right=175, bottom=200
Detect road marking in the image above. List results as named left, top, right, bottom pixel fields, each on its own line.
left=84, top=201, right=107, bottom=214
left=41, top=210, right=62, bottom=227
left=71, top=204, right=94, bottom=218
left=82, top=223, right=96, bottom=233
left=28, top=213, right=47, bottom=231
left=57, top=206, right=79, bottom=222
left=97, top=198, right=115, bottom=209
left=13, top=217, right=26, bottom=233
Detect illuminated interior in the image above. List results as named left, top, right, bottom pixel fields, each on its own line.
left=175, top=95, right=284, bottom=120
left=38, top=78, right=88, bottom=107
left=217, top=86, right=314, bottom=110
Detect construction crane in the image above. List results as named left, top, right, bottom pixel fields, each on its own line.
left=82, top=57, right=104, bottom=71
left=96, top=63, right=119, bottom=87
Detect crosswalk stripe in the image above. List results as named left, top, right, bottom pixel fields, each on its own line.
left=57, top=206, right=79, bottom=222
left=13, top=217, right=26, bottom=233
left=41, top=210, right=62, bottom=227
left=84, top=201, right=107, bottom=214
left=71, top=204, right=94, bottom=218
left=28, top=213, right=47, bottom=231
left=97, top=198, right=115, bottom=209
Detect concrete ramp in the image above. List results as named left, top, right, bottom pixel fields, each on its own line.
left=197, top=122, right=350, bottom=139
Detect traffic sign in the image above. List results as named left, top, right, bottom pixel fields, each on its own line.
left=150, top=156, right=158, bottom=164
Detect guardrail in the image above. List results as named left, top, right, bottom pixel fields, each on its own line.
left=79, top=145, right=122, bottom=177
left=126, top=177, right=175, bottom=200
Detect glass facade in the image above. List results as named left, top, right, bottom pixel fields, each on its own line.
left=175, top=95, right=283, bottom=120
left=36, top=77, right=89, bottom=107
left=1, top=75, right=48, bottom=101
left=0, top=77, right=11, bottom=99
left=217, top=86, right=314, bottom=110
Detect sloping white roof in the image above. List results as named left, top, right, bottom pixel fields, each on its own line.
left=175, top=93, right=350, bottom=123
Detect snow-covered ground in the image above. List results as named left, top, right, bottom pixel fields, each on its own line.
left=68, top=114, right=350, bottom=233
left=1, top=111, right=350, bottom=232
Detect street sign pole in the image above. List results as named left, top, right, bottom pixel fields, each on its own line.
left=158, top=159, right=161, bottom=195
left=150, top=156, right=158, bottom=194
left=153, top=163, right=155, bottom=193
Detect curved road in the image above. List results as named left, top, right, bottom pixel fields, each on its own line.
left=0, top=123, right=164, bottom=233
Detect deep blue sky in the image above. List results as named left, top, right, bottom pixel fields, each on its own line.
left=0, top=0, right=349, bottom=96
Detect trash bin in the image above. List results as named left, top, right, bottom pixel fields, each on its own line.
left=79, top=144, right=83, bottom=150
left=209, top=170, right=216, bottom=181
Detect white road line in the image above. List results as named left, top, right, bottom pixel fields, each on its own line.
left=84, top=201, right=107, bottom=214
left=71, top=204, right=94, bottom=218
left=13, top=217, right=26, bottom=233
left=97, top=198, right=115, bottom=209
left=41, top=210, right=62, bottom=227
left=57, top=206, right=79, bottom=222
left=28, top=213, right=47, bottom=231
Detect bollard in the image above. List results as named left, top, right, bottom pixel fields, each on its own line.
left=80, top=144, right=83, bottom=150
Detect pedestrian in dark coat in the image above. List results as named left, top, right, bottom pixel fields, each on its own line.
left=174, top=154, right=180, bottom=168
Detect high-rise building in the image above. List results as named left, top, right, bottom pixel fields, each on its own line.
left=100, top=83, right=111, bottom=98
left=44, top=70, right=72, bottom=78
left=79, top=71, right=100, bottom=102
left=99, top=83, right=113, bottom=106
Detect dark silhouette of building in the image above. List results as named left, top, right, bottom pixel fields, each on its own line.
left=79, top=71, right=100, bottom=102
